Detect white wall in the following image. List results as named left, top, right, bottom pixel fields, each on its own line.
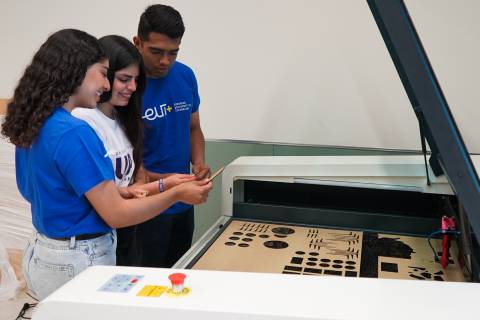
left=406, top=0, right=480, bottom=154
left=0, top=0, right=479, bottom=152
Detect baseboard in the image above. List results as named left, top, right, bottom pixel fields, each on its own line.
left=0, top=98, right=9, bottom=115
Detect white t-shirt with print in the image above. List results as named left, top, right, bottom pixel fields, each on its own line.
left=72, top=107, right=135, bottom=187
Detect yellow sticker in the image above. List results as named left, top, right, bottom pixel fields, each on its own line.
left=166, top=287, right=191, bottom=297
left=137, top=285, right=167, bottom=297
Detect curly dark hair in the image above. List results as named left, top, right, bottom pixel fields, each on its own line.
left=1, top=29, right=106, bottom=147
left=98, top=35, right=146, bottom=177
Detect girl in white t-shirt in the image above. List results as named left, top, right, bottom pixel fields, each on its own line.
left=3, top=30, right=211, bottom=300
left=73, top=35, right=195, bottom=265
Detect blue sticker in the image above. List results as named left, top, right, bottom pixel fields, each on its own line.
left=99, top=274, right=144, bottom=293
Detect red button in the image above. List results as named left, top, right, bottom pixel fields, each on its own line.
left=169, top=273, right=186, bottom=285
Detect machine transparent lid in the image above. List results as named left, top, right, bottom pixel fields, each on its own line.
left=367, top=0, right=480, bottom=244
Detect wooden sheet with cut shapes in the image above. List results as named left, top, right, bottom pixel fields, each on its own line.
left=192, top=220, right=363, bottom=278
left=374, top=234, right=464, bottom=282
left=193, top=220, right=467, bottom=282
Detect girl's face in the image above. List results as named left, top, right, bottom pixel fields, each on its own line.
left=109, top=64, right=139, bottom=107
left=74, top=60, right=110, bottom=108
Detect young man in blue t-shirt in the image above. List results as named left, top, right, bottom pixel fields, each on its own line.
left=134, top=4, right=211, bottom=267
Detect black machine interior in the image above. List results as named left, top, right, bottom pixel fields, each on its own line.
left=232, top=179, right=479, bottom=281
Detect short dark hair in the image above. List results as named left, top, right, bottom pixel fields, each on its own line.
left=98, top=35, right=146, bottom=177
left=137, top=4, right=185, bottom=41
left=2, top=29, right=106, bottom=147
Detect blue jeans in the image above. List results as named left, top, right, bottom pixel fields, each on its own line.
left=22, top=231, right=116, bottom=300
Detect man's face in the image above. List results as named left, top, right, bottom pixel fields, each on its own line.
left=134, top=32, right=181, bottom=78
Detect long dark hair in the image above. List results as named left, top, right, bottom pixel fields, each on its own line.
left=98, top=35, right=146, bottom=177
left=1, top=29, right=106, bottom=147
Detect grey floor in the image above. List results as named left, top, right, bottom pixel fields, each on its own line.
left=1, top=289, right=36, bottom=320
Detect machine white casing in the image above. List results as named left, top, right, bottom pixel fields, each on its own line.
left=32, top=155, right=480, bottom=320
left=220, top=155, right=457, bottom=215
left=31, top=265, right=480, bottom=320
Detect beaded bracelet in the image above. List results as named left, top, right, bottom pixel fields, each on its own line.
left=158, top=178, right=165, bottom=193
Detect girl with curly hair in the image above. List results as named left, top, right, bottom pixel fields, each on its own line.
left=1, top=29, right=212, bottom=300
left=72, top=35, right=196, bottom=266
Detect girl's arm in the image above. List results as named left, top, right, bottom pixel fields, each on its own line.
left=86, top=179, right=211, bottom=228
left=144, top=168, right=174, bottom=181
left=134, top=165, right=150, bottom=184
left=121, top=172, right=196, bottom=198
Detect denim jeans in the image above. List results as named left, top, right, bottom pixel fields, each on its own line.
left=22, top=231, right=116, bottom=300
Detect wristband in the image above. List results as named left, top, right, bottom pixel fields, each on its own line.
left=158, top=178, right=165, bottom=193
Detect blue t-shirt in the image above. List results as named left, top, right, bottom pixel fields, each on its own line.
left=16, top=107, right=114, bottom=238
left=142, top=61, right=200, bottom=215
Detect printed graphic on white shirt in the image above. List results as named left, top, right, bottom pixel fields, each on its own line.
left=72, top=108, right=136, bottom=188
left=111, top=149, right=134, bottom=187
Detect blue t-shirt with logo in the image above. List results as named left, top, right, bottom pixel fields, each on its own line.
left=16, top=107, right=114, bottom=238
left=142, top=61, right=200, bottom=215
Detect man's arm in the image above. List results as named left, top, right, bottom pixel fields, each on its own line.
left=190, top=111, right=210, bottom=179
